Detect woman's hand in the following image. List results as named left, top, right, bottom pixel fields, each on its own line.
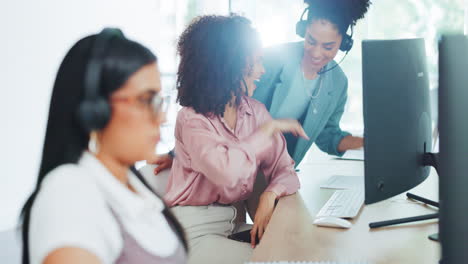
left=147, top=153, right=174, bottom=175
left=260, top=119, right=309, bottom=140
left=250, top=191, right=278, bottom=248
left=337, top=135, right=364, bottom=152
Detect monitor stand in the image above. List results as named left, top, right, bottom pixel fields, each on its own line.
left=368, top=153, right=440, bottom=241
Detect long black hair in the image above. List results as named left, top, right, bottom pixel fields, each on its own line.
left=21, top=31, right=187, bottom=264
left=176, top=15, right=261, bottom=117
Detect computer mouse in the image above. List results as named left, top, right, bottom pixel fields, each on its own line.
left=313, top=217, right=352, bottom=229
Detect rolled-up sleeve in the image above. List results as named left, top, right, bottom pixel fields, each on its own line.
left=254, top=104, right=300, bottom=198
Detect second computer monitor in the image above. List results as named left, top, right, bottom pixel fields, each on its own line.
left=438, top=34, right=468, bottom=263
left=362, top=38, right=432, bottom=204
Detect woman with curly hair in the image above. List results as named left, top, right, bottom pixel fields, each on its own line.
left=152, top=0, right=371, bottom=169
left=164, top=15, right=308, bottom=264
left=252, top=0, right=371, bottom=165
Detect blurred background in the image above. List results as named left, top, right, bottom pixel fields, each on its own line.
left=0, top=0, right=465, bottom=232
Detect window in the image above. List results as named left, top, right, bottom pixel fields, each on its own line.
left=230, top=0, right=464, bottom=141
left=155, top=0, right=230, bottom=153
left=231, top=0, right=464, bottom=134
left=340, top=0, right=464, bottom=134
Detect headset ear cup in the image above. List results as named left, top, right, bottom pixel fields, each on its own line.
left=76, top=99, right=111, bottom=132
left=340, top=34, right=354, bottom=52
left=296, top=20, right=307, bottom=38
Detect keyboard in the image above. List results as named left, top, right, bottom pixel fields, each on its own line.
left=316, top=188, right=364, bottom=218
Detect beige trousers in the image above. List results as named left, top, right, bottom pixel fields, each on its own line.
left=171, top=172, right=268, bottom=264
left=172, top=204, right=253, bottom=264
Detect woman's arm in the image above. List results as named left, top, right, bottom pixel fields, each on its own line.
left=180, top=117, right=272, bottom=188
left=249, top=103, right=303, bottom=246
left=180, top=112, right=307, bottom=188
left=255, top=105, right=301, bottom=197
left=44, top=248, right=101, bottom=264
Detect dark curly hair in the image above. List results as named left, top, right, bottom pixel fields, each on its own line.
left=304, top=0, right=372, bottom=34
left=176, top=15, right=261, bottom=117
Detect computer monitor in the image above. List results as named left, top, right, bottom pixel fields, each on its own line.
left=362, top=38, right=433, bottom=205
left=438, top=34, right=468, bottom=263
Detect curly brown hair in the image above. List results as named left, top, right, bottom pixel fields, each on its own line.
left=176, top=15, right=261, bottom=117
left=304, top=0, right=372, bottom=34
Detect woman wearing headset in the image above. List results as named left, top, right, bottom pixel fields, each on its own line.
left=165, top=15, right=306, bottom=264
left=151, top=0, right=371, bottom=172
left=21, top=29, right=187, bottom=264
left=253, top=0, right=371, bottom=165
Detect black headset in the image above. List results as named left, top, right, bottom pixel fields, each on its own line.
left=295, top=7, right=354, bottom=52
left=76, top=28, right=124, bottom=133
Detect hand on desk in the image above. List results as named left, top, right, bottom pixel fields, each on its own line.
left=337, top=135, right=364, bottom=152
left=251, top=191, right=277, bottom=248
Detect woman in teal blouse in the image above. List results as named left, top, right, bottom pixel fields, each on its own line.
left=253, top=0, right=371, bottom=165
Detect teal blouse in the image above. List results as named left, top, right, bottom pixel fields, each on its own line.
left=273, top=69, right=319, bottom=120
left=253, top=41, right=351, bottom=166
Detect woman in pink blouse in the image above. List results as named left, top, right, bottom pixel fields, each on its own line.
left=165, top=15, right=308, bottom=264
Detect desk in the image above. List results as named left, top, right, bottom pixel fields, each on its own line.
left=251, top=147, right=440, bottom=263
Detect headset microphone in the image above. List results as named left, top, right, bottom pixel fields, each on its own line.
left=317, top=50, right=350, bottom=75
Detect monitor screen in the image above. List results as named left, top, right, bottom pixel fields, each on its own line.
left=438, top=34, right=468, bottom=263
left=362, top=38, right=432, bottom=204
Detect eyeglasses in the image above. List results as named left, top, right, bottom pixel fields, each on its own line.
left=111, top=91, right=170, bottom=118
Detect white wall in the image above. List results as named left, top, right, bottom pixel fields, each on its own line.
left=466, top=0, right=468, bottom=33
left=0, top=0, right=178, bottom=231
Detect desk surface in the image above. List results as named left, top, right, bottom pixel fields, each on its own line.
left=251, top=147, right=440, bottom=264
